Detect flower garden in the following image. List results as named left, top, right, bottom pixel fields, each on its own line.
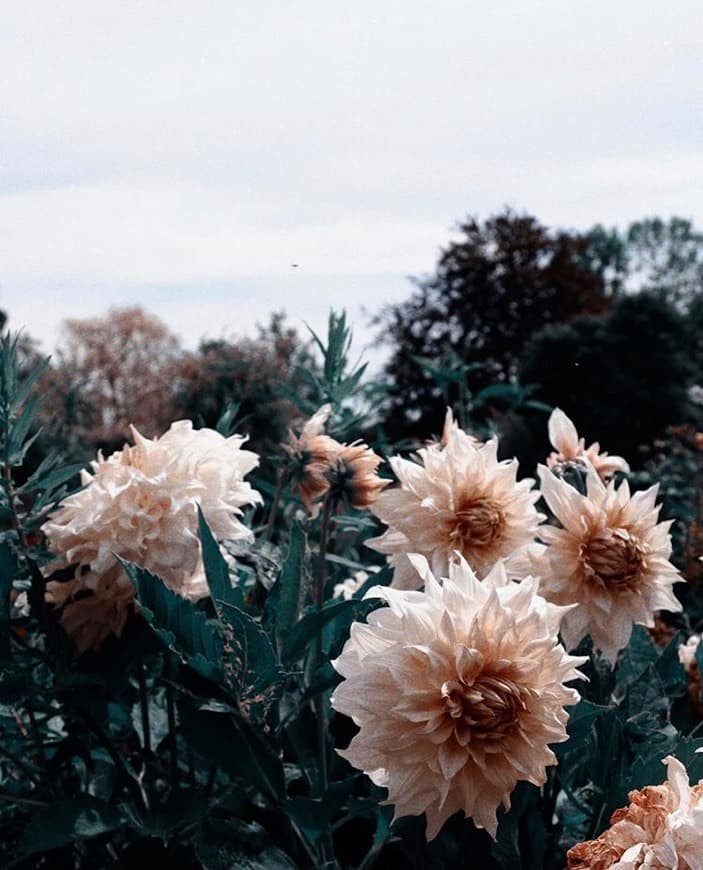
left=1, top=308, right=702, bottom=870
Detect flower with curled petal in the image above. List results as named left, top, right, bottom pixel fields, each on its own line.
left=367, top=415, right=543, bottom=589
left=284, top=405, right=341, bottom=516
left=568, top=755, right=703, bottom=869
left=547, top=408, right=629, bottom=481
left=331, top=555, right=585, bottom=839
left=42, top=421, right=261, bottom=652
left=536, top=464, right=682, bottom=663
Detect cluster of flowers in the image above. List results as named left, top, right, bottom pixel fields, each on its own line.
left=40, top=405, right=702, bottom=861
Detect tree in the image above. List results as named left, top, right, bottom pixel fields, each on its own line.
left=519, top=293, right=692, bottom=464
left=377, top=210, right=612, bottom=439
left=585, top=217, right=703, bottom=309
left=44, top=306, right=184, bottom=454
left=176, top=312, right=316, bottom=465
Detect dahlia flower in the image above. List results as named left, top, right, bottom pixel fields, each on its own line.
left=547, top=408, right=629, bottom=481
left=567, top=755, right=703, bottom=869
left=285, top=405, right=341, bottom=516
left=536, top=465, right=682, bottom=663
left=325, top=441, right=389, bottom=509
left=679, top=635, right=701, bottom=671
left=42, top=421, right=261, bottom=651
left=285, top=406, right=388, bottom=514
left=367, top=417, right=543, bottom=589
left=331, top=555, right=585, bottom=839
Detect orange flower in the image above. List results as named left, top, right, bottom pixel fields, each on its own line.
left=568, top=756, right=703, bottom=869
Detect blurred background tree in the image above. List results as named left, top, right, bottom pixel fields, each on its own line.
left=176, top=311, right=316, bottom=466
left=518, top=292, right=693, bottom=466
left=41, top=306, right=184, bottom=457
left=376, top=209, right=612, bottom=440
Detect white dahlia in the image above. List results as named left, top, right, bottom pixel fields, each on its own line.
left=547, top=408, right=629, bottom=481
left=367, top=417, right=543, bottom=589
left=568, top=755, right=703, bottom=869
left=536, top=465, right=682, bottom=663
left=331, top=555, right=585, bottom=839
left=42, top=421, right=261, bottom=651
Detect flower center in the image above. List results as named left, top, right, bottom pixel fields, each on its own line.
left=581, top=528, right=644, bottom=587
left=441, top=666, right=527, bottom=742
left=450, top=498, right=504, bottom=551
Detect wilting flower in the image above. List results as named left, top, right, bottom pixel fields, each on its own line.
left=286, top=406, right=388, bottom=514
left=567, top=755, right=703, bottom=869
left=331, top=555, right=585, bottom=839
left=536, top=465, right=682, bottom=662
left=325, top=442, right=389, bottom=509
left=547, top=408, right=629, bottom=481
left=285, top=405, right=342, bottom=516
left=367, top=417, right=543, bottom=589
left=42, top=421, right=261, bottom=651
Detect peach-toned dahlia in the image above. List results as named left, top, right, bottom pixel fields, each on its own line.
left=567, top=755, right=703, bottom=869
left=331, top=555, right=585, bottom=839
left=325, top=441, right=389, bottom=509
left=367, top=419, right=543, bottom=589
left=285, top=405, right=342, bottom=516
left=42, top=421, right=261, bottom=651
left=536, top=465, right=682, bottom=662
left=547, top=408, right=629, bottom=481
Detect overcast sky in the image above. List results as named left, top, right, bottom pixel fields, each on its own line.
left=2, top=0, right=702, bottom=360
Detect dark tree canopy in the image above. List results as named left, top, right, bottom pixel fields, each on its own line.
left=378, top=210, right=612, bottom=439
left=519, top=292, right=692, bottom=464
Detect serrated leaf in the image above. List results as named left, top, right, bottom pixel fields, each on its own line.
left=123, top=561, right=223, bottom=683
left=198, top=508, right=243, bottom=612
left=219, top=602, right=284, bottom=721
left=22, top=796, right=123, bottom=854
left=616, top=625, right=659, bottom=689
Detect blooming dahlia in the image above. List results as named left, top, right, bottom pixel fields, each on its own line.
left=547, top=408, right=629, bottom=481
left=367, top=416, right=543, bottom=588
left=536, top=464, right=682, bottom=662
left=331, top=555, right=585, bottom=839
left=568, top=755, right=703, bottom=869
left=42, top=421, right=261, bottom=651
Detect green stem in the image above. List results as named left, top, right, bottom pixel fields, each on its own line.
left=313, top=495, right=335, bottom=867
left=165, top=656, right=179, bottom=789
left=263, top=468, right=289, bottom=541
left=138, top=663, right=151, bottom=758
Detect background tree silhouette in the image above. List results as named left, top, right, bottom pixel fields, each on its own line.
left=377, top=209, right=612, bottom=440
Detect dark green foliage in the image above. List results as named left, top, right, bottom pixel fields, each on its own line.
left=377, top=210, right=611, bottom=440
left=520, top=292, right=692, bottom=463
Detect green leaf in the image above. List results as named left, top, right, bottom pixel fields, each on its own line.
left=180, top=704, right=284, bottom=803
left=559, top=699, right=609, bottom=754
left=282, top=599, right=363, bottom=665
left=198, top=507, right=244, bottom=611
left=655, top=633, right=687, bottom=697
left=0, top=541, right=19, bottom=655
left=615, top=625, right=659, bottom=689
left=219, top=602, right=284, bottom=721
left=265, top=521, right=307, bottom=652
left=123, top=561, right=223, bottom=683
left=20, top=461, right=84, bottom=496
left=22, top=796, right=123, bottom=854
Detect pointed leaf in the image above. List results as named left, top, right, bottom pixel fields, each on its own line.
left=123, top=561, right=223, bottom=683
left=198, top=508, right=243, bottom=611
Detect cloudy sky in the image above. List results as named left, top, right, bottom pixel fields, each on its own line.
left=2, top=0, right=702, bottom=359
